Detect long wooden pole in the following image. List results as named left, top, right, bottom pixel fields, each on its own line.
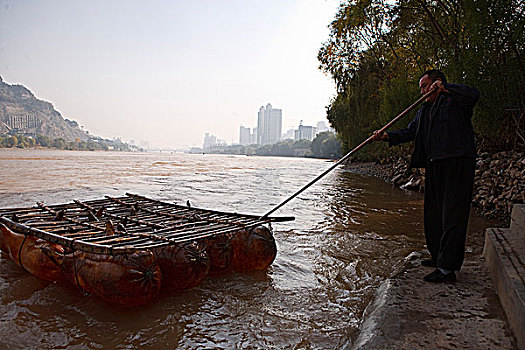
left=260, top=88, right=438, bottom=219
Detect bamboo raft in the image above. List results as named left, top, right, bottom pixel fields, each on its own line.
left=0, top=193, right=294, bottom=306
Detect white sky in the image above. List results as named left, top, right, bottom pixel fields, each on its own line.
left=0, top=0, right=340, bottom=148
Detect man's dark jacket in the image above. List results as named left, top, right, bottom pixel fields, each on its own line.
left=387, top=83, right=480, bottom=168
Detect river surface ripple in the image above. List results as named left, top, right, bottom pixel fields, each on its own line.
left=0, top=149, right=492, bottom=349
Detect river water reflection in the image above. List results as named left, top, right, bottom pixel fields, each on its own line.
left=0, top=149, right=491, bottom=349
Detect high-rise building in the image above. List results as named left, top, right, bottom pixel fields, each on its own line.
left=316, top=121, right=329, bottom=134
left=203, top=132, right=217, bottom=150
left=257, top=103, right=282, bottom=145
left=294, top=120, right=315, bottom=141
left=283, top=128, right=295, bottom=140
left=239, top=125, right=251, bottom=146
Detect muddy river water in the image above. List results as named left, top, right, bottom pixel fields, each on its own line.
left=0, top=149, right=493, bottom=349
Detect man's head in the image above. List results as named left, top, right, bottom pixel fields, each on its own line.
left=419, top=69, right=447, bottom=102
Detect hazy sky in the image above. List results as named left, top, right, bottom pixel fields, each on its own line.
left=0, top=0, right=340, bottom=148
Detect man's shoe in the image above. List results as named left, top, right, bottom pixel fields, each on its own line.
left=423, top=269, right=457, bottom=283
left=421, top=259, right=437, bottom=268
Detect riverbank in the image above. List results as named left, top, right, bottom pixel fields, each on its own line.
left=352, top=249, right=516, bottom=349
left=346, top=153, right=522, bottom=349
left=346, top=150, right=525, bottom=223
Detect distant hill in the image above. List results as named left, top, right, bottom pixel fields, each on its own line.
left=0, top=76, right=89, bottom=141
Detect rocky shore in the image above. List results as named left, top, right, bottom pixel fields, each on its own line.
left=346, top=150, right=525, bottom=223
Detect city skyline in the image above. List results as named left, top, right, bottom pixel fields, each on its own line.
left=204, top=116, right=332, bottom=150
left=236, top=103, right=331, bottom=147
left=200, top=101, right=334, bottom=150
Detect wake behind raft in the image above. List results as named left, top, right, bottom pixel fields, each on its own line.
left=0, top=193, right=294, bottom=307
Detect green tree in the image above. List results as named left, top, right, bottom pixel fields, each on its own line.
left=27, top=137, right=36, bottom=148
left=8, top=135, right=18, bottom=148
left=254, top=139, right=313, bottom=157
left=53, top=138, right=67, bottom=149
left=311, top=131, right=342, bottom=159
left=36, top=135, right=51, bottom=147
left=319, top=0, right=525, bottom=153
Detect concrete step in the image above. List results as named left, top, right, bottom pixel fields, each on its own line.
left=483, top=204, right=525, bottom=350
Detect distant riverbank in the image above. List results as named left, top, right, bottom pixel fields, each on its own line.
left=198, top=132, right=342, bottom=160
left=0, top=133, right=136, bottom=152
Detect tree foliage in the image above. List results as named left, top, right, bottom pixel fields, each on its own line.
left=253, top=139, right=313, bottom=157
left=319, top=0, right=525, bottom=153
left=0, top=133, right=129, bottom=151
left=311, top=131, right=343, bottom=159
left=204, top=139, right=319, bottom=158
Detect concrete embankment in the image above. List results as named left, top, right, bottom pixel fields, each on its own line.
left=483, top=204, right=525, bottom=349
left=352, top=251, right=516, bottom=349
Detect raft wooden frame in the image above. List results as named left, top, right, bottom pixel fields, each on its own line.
left=0, top=193, right=294, bottom=255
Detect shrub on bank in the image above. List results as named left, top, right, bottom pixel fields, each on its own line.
left=0, top=133, right=130, bottom=151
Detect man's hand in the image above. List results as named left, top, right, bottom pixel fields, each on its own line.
left=430, top=79, right=449, bottom=94
left=371, top=130, right=389, bottom=141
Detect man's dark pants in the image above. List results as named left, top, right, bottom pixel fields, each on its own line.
left=424, top=157, right=476, bottom=271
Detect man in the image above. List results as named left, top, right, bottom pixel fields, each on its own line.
left=372, top=69, right=480, bottom=283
